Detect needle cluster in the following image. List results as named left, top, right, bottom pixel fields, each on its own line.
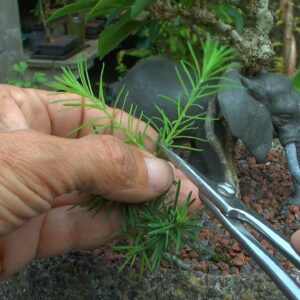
left=50, top=37, right=235, bottom=275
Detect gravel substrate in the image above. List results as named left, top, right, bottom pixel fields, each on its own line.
left=1, top=251, right=299, bottom=299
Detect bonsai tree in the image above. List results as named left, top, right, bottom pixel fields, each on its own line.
left=47, top=0, right=300, bottom=271
left=47, top=1, right=276, bottom=186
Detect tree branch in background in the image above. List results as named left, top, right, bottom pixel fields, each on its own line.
left=280, top=0, right=297, bottom=77
left=38, top=0, right=54, bottom=43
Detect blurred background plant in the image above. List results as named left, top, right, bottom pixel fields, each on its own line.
left=268, top=1, right=300, bottom=92
left=270, top=0, right=300, bottom=76
left=7, top=61, right=47, bottom=88
left=48, top=0, right=273, bottom=73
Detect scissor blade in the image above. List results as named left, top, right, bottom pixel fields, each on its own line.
left=158, top=143, right=234, bottom=214
left=158, top=144, right=300, bottom=269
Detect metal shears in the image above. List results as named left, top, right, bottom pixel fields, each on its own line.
left=158, top=144, right=300, bottom=300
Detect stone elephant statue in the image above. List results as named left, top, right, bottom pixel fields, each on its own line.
left=110, top=58, right=300, bottom=205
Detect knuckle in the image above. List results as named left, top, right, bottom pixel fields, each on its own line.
left=100, top=135, right=137, bottom=182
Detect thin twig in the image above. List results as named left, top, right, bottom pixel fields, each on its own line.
left=281, top=0, right=297, bottom=77
left=204, top=96, right=237, bottom=188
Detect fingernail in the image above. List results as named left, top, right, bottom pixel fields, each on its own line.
left=291, top=230, right=300, bottom=254
left=144, top=158, right=173, bottom=193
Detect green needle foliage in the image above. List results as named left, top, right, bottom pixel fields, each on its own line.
left=50, top=58, right=151, bottom=149
left=152, top=37, right=236, bottom=151
left=50, top=37, right=235, bottom=275
left=115, top=181, right=210, bottom=276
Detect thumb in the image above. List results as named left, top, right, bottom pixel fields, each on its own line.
left=291, top=230, right=300, bottom=254
left=0, top=130, right=173, bottom=204
left=69, top=134, right=174, bottom=202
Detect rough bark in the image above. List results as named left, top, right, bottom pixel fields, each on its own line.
left=148, top=0, right=274, bottom=73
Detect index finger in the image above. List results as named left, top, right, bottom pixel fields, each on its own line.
left=0, top=85, right=158, bottom=151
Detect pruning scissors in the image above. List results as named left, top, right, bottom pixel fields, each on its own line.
left=158, top=143, right=300, bottom=300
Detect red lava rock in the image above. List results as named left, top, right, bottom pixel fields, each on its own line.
left=266, top=191, right=274, bottom=199
left=289, top=205, right=299, bottom=214
left=231, top=253, right=248, bottom=266
left=242, top=195, right=251, bottom=204
left=282, top=261, right=294, bottom=270
left=286, top=214, right=295, bottom=225
left=225, top=231, right=231, bottom=237
left=104, top=252, right=115, bottom=262
left=247, top=157, right=256, bottom=165
left=92, top=249, right=104, bottom=256
left=219, top=238, right=229, bottom=247
left=261, top=240, right=274, bottom=252
left=264, top=211, right=275, bottom=220
left=219, top=263, right=229, bottom=276
left=199, top=230, right=209, bottom=240
left=252, top=203, right=263, bottom=214
left=231, top=241, right=242, bottom=252
left=198, top=261, right=208, bottom=273
left=161, top=261, right=170, bottom=268
left=189, top=250, right=199, bottom=259
left=180, top=248, right=188, bottom=258
left=268, top=151, right=280, bottom=162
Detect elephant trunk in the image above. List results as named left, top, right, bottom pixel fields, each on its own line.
left=285, top=143, right=300, bottom=184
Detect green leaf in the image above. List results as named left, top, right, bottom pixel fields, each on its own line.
left=208, top=4, right=244, bottom=33
left=23, top=81, right=32, bottom=88
left=131, top=0, right=152, bottom=19
left=293, top=69, right=300, bottom=93
left=223, top=6, right=244, bottom=33
left=98, top=13, right=144, bottom=59
left=86, top=0, right=131, bottom=20
left=7, top=79, right=24, bottom=87
left=33, top=72, right=47, bottom=84
left=12, top=61, right=28, bottom=74
left=48, top=0, right=99, bottom=22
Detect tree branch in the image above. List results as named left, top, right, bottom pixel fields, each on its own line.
left=204, top=96, right=239, bottom=192
left=281, top=0, right=298, bottom=77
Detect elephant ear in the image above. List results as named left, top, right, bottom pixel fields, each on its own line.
left=217, top=71, right=273, bottom=163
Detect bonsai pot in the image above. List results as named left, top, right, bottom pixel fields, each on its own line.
left=37, top=35, right=78, bottom=56
left=67, top=16, right=85, bottom=47
left=85, top=19, right=105, bottom=39
left=28, top=30, right=46, bottom=52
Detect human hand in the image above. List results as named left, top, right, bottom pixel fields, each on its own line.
left=0, top=84, right=201, bottom=278
left=291, top=230, right=300, bottom=253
